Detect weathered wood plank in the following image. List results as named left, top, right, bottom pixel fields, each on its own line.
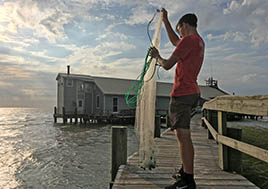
left=113, top=184, right=258, bottom=189
left=218, top=135, right=268, bottom=163
left=112, top=116, right=258, bottom=189
left=114, top=178, right=256, bottom=186
left=218, top=111, right=228, bottom=170
left=202, top=95, right=268, bottom=116
left=202, top=117, right=268, bottom=163
left=202, top=117, right=218, bottom=140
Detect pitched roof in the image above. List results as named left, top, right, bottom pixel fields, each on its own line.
left=57, top=73, right=228, bottom=100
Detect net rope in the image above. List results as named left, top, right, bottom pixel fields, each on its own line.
left=135, top=11, right=163, bottom=170
left=125, top=10, right=160, bottom=107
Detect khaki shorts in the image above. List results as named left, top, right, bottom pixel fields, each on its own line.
left=169, top=93, right=200, bottom=130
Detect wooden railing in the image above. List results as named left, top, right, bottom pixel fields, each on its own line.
left=202, top=95, right=268, bottom=171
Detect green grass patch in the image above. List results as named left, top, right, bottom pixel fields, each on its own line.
left=230, top=125, right=268, bottom=189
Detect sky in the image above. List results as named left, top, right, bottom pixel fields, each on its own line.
left=0, top=0, right=268, bottom=109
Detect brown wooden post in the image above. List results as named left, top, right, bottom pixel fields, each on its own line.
left=63, top=107, right=66, bottom=124
left=54, top=106, right=57, bottom=123
left=154, top=115, right=161, bottom=138
left=201, top=109, right=206, bottom=128
left=166, top=115, right=171, bottom=128
left=110, top=126, right=127, bottom=188
left=207, top=110, right=218, bottom=140
left=218, top=111, right=228, bottom=170
left=227, top=127, right=242, bottom=173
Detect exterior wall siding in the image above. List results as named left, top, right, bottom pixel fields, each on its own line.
left=56, top=74, right=220, bottom=116
left=84, top=82, right=94, bottom=114
left=57, top=77, right=64, bottom=114
left=92, top=84, right=104, bottom=114
left=104, top=95, right=132, bottom=113
left=64, top=78, right=77, bottom=114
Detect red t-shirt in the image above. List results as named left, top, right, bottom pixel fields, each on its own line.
left=170, top=34, right=205, bottom=96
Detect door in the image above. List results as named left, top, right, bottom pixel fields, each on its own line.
left=77, top=99, right=84, bottom=114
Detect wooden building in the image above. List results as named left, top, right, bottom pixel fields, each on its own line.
left=55, top=66, right=228, bottom=123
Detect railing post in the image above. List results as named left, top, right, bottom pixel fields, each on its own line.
left=227, top=127, right=242, bottom=173
left=218, top=111, right=228, bottom=170
left=201, top=109, right=206, bottom=128
left=207, top=110, right=217, bottom=139
left=166, top=115, right=171, bottom=128
left=110, top=126, right=127, bottom=188
left=154, top=115, right=161, bottom=138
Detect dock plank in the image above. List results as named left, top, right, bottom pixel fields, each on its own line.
left=113, top=115, right=259, bottom=189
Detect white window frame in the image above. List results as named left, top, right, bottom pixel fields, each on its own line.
left=66, top=79, right=73, bottom=87
left=113, top=97, right=118, bottom=113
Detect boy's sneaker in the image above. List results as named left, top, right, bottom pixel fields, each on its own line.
left=172, top=167, right=183, bottom=180
left=165, top=177, right=196, bottom=189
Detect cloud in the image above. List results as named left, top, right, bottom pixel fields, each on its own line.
left=241, top=73, right=257, bottom=82
left=221, top=0, right=268, bottom=46
left=96, top=23, right=128, bottom=41
left=0, top=64, right=34, bottom=80
left=0, top=1, right=73, bottom=43
left=207, top=32, right=247, bottom=42
left=0, top=81, right=13, bottom=87
left=1, top=0, right=268, bottom=108
left=125, top=5, right=155, bottom=25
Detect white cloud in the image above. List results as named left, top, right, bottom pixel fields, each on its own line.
left=125, top=5, right=155, bottom=25
left=223, top=1, right=241, bottom=15
left=241, top=73, right=257, bottom=82
left=0, top=81, right=13, bottom=87
left=1, top=0, right=268, bottom=108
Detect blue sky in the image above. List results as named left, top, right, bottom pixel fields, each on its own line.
left=0, top=0, right=268, bottom=109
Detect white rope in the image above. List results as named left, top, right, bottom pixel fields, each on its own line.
left=135, top=11, right=163, bottom=170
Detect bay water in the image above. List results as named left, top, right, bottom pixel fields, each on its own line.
left=0, top=108, right=138, bottom=189
left=0, top=107, right=267, bottom=188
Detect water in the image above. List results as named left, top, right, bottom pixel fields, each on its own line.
left=0, top=108, right=139, bottom=189
left=1, top=108, right=267, bottom=189
left=228, top=116, right=268, bottom=129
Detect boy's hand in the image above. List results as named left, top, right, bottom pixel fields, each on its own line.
left=149, top=47, right=159, bottom=59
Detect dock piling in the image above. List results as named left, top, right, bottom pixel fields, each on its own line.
left=110, top=126, right=127, bottom=188
left=54, top=106, right=57, bottom=123
left=227, top=127, right=242, bottom=173
left=62, top=107, right=66, bottom=124
left=154, top=115, right=161, bottom=138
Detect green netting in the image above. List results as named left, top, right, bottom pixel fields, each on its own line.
left=125, top=11, right=159, bottom=107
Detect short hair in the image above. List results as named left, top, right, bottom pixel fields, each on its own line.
left=177, top=13, right=198, bottom=28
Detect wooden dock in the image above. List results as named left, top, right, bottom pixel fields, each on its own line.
left=112, top=115, right=258, bottom=189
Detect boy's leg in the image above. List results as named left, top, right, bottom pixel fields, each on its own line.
left=174, top=128, right=194, bottom=174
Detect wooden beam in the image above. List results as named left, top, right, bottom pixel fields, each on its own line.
left=202, top=95, right=268, bottom=116
left=202, top=117, right=218, bottom=141
left=218, top=111, right=228, bottom=170
left=218, top=135, right=268, bottom=163
left=202, top=117, right=268, bottom=163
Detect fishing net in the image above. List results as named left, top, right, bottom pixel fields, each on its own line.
left=135, top=12, right=163, bottom=169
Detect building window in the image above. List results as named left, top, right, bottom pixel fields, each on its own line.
left=113, top=97, right=118, bottom=112
left=78, top=82, right=84, bottom=92
left=66, top=79, right=73, bottom=87
left=85, top=83, right=91, bottom=92
left=96, top=95, right=100, bottom=108
left=78, top=100, right=83, bottom=107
